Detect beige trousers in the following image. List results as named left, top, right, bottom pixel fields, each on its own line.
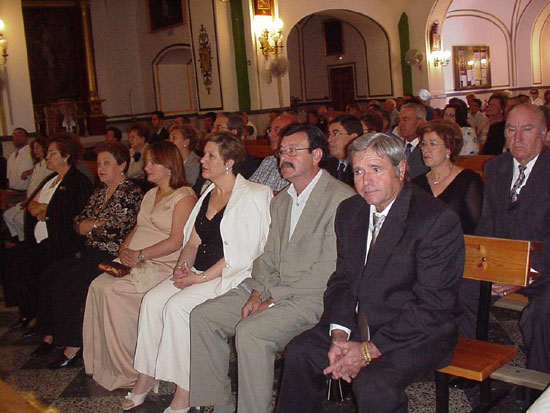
left=189, top=287, right=322, bottom=413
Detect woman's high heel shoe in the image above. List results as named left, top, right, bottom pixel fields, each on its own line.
left=121, top=382, right=160, bottom=411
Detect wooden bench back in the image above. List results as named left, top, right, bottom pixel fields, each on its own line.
left=454, top=155, right=495, bottom=181
left=464, top=235, right=543, bottom=287
left=244, top=141, right=272, bottom=159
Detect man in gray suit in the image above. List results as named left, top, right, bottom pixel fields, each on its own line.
left=189, top=123, right=355, bottom=413
left=393, top=102, right=429, bottom=179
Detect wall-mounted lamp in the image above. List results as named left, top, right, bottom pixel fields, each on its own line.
left=254, top=17, right=284, bottom=60
left=0, top=19, right=7, bottom=66
left=433, top=50, right=451, bottom=67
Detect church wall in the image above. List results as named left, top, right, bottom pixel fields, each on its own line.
left=0, top=0, right=35, bottom=135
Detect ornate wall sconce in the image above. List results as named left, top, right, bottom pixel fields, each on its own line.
left=0, top=19, right=7, bottom=66
left=433, top=50, right=451, bottom=67
left=255, top=17, right=284, bottom=60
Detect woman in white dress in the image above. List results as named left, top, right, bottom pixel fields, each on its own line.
left=122, top=133, right=272, bottom=412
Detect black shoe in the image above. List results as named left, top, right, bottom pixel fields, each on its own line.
left=450, top=377, right=477, bottom=389
left=31, top=341, right=54, bottom=357
left=22, top=326, right=38, bottom=339
left=8, top=317, right=31, bottom=331
left=47, top=348, right=82, bottom=369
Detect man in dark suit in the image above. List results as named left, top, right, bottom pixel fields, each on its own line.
left=324, top=114, right=363, bottom=186
left=277, top=133, right=464, bottom=413
left=149, top=110, right=169, bottom=143
left=395, top=102, right=430, bottom=179
left=465, top=103, right=550, bottom=378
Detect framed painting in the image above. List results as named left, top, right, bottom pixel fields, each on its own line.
left=453, top=45, right=491, bottom=90
left=253, top=0, right=272, bottom=16
left=148, top=0, right=186, bottom=32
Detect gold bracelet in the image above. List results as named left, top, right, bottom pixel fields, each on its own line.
left=361, top=341, right=371, bottom=365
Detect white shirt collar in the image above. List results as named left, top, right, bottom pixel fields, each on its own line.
left=287, top=168, right=323, bottom=205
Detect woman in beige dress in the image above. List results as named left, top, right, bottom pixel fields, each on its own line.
left=83, top=141, right=196, bottom=391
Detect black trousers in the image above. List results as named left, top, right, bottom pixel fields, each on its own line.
left=459, top=276, right=550, bottom=373
left=36, top=246, right=114, bottom=347
left=276, top=324, right=455, bottom=413
left=8, top=239, right=53, bottom=319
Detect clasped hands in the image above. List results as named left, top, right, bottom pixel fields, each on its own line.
left=492, top=282, right=521, bottom=297
left=172, top=263, right=199, bottom=289
left=323, top=330, right=381, bottom=383
left=119, top=243, right=139, bottom=267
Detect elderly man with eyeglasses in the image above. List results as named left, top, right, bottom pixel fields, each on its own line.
left=187, top=123, right=354, bottom=413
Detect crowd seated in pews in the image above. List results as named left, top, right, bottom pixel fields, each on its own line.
left=1, top=93, right=550, bottom=412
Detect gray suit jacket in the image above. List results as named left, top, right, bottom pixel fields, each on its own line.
left=245, top=169, right=355, bottom=311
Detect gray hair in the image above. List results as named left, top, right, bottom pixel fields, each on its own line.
left=348, top=133, right=406, bottom=178
left=401, top=102, right=427, bottom=121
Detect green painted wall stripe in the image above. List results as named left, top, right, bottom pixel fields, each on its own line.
left=230, top=0, right=251, bottom=111
left=398, top=13, right=412, bottom=96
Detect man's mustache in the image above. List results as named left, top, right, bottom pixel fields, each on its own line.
left=280, top=161, right=295, bottom=169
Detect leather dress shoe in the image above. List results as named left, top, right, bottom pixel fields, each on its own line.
left=31, top=342, right=54, bottom=357
left=47, top=348, right=82, bottom=369
left=22, top=326, right=38, bottom=339
left=8, top=317, right=31, bottom=331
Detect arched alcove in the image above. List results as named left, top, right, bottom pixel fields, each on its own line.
left=287, top=10, right=392, bottom=110
left=152, top=44, right=197, bottom=114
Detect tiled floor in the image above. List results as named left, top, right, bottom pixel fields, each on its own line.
left=0, top=288, right=533, bottom=412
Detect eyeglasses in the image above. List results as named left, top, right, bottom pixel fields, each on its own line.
left=327, top=130, right=349, bottom=138
left=47, top=150, right=60, bottom=156
left=418, top=141, right=445, bottom=149
left=276, top=147, right=310, bottom=157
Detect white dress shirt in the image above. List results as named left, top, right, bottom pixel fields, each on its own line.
left=511, top=155, right=539, bottom=195
left=7, top=145, right=34, bottom=191
left=287, top=169, right=323, bottom=241
left=329, top=199, right=396, bottom=339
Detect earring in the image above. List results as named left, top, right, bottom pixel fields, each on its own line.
left=168, top=170, right=172, bottom=176
left=446, top=154, right=450, bottom=159
left=225, top=167, right=229, bottom=175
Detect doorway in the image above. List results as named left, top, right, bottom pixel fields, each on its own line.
left=329, top=65, right=355, bottom=110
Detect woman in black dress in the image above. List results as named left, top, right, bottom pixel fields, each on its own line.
left=412, top=119, right=483, bottom=235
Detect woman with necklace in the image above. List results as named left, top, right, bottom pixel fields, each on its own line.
left=412, top=119, right=483, bottom=235
left=83, top=140, right=197, bottom=391
left=30, top=142, right=144, bottom=368
left=124, top=133, right=272, bottom=412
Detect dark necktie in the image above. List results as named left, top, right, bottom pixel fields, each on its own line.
left=406, top=143, right=413, bottom=159
left=358, top=212, right=385, bottom=341
left=133, top=152, right=141, bottom=163
left=510, top=165, right=527, bottom=202
left=337, top=162, right=346, bottom=181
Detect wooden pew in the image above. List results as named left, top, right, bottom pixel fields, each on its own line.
left=435, top=235, right=548, bottom=413
left=0, top=189, right=6, bottom=210
left=244, top=141, right=272, bottom=159
left=454, top=155, right=495, bottom=181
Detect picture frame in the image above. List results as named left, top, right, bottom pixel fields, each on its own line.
left=147, top=0, right=186, bottom=33
left=253, top=0, right=273, bottom=16
left=453, top=45, right=491, bottom=91
left=323, top=19, right=344, bottom=56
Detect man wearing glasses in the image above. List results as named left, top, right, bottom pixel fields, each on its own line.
left=188, top=123, right=354, bottom=413
left=249, top=113, right=299, bottom=192
left=325, top=114, right=363, bottom=186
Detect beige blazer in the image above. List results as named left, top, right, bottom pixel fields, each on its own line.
left=246, top=169, right=355, bottom=309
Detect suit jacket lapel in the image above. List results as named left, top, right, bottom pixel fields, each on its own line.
left=517, top=146, right=550, bottom=203
left=362, top=183, right=411, bottom=280
left=496, top=154, right=514, bottom=206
